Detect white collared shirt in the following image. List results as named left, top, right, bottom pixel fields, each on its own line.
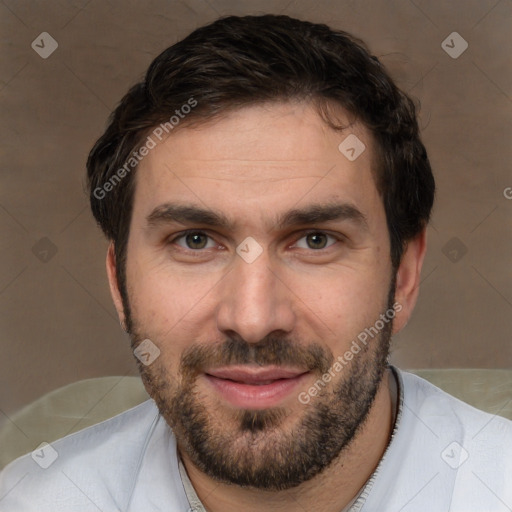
left=1, top=367, right=511, bottom=511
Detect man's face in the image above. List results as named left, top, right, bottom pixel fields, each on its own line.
left=117, top=102, right=396, bottom=489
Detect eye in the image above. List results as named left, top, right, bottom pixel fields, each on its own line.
left=172, top=231, right=216, bottom=250
left=294, top=232, right=338, bottom=250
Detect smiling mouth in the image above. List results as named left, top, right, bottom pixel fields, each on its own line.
left=203, top=365, right=310, bottom=409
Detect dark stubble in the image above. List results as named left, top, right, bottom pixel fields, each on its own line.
left=127, top=284, right=395, bottom=490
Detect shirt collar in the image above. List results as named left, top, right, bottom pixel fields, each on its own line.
left=346, top=364, right=403, bottom=511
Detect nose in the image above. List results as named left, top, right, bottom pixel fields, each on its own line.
left=215, top=248, right=296, bottom=344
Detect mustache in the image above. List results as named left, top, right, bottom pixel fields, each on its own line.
left=179, top=335, right=334, bottom=378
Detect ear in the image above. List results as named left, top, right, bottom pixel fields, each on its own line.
left=106, top=242, right=126, bottom=329
left=392, top=228, right=428, bottom=334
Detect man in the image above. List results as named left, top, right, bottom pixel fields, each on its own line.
left=0, top=14, right=511, bottom=512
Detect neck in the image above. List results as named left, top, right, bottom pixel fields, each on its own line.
left=180, top=367, right=397, bottom=512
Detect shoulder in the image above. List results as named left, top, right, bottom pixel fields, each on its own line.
left=398, top=369, right=512, bottom=507
left=399, top=368, right=512, bottom=438
left=0, top=400, right=161, bottom=511
left=365, top=369, right=512, bottom=510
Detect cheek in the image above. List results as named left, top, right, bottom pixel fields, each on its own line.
left=128, top=256, right=199, bottom=318
left=289, top=267, right=390, bottom=339
left=126, top=260, right=220, bottom=355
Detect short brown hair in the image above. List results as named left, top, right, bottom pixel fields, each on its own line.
left=87, top=14, right=435, bottom=307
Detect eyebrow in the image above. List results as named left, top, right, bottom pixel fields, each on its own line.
left=145, top=202, right=368, bottom=232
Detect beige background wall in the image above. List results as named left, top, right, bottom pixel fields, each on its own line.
left=1, top=0, right=511, bottom=423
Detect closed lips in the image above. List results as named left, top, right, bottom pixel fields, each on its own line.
left=205, top=366, right=308, bottom=384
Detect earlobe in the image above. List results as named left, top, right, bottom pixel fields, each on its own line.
left=392, top=229, right=428, bottom=334
left=106, top=242, right=126, bottom=328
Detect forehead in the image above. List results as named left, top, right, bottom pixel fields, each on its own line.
left=132, top=102, right=381, bottom=221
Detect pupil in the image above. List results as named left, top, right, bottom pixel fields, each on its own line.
left=308, top=233, right=326, bottom=249
left=187, top=233, right=206, bottom=249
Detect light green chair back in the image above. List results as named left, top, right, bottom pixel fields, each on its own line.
left=1, top=370, right=511, bottom=470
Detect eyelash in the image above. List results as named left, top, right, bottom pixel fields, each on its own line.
left=168, top=229, right=343, bottom=253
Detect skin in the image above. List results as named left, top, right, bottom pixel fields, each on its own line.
left=106, top=101, right=426, bottom=512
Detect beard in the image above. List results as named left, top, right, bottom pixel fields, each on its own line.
left=125, top=282, right=395, bottom=491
